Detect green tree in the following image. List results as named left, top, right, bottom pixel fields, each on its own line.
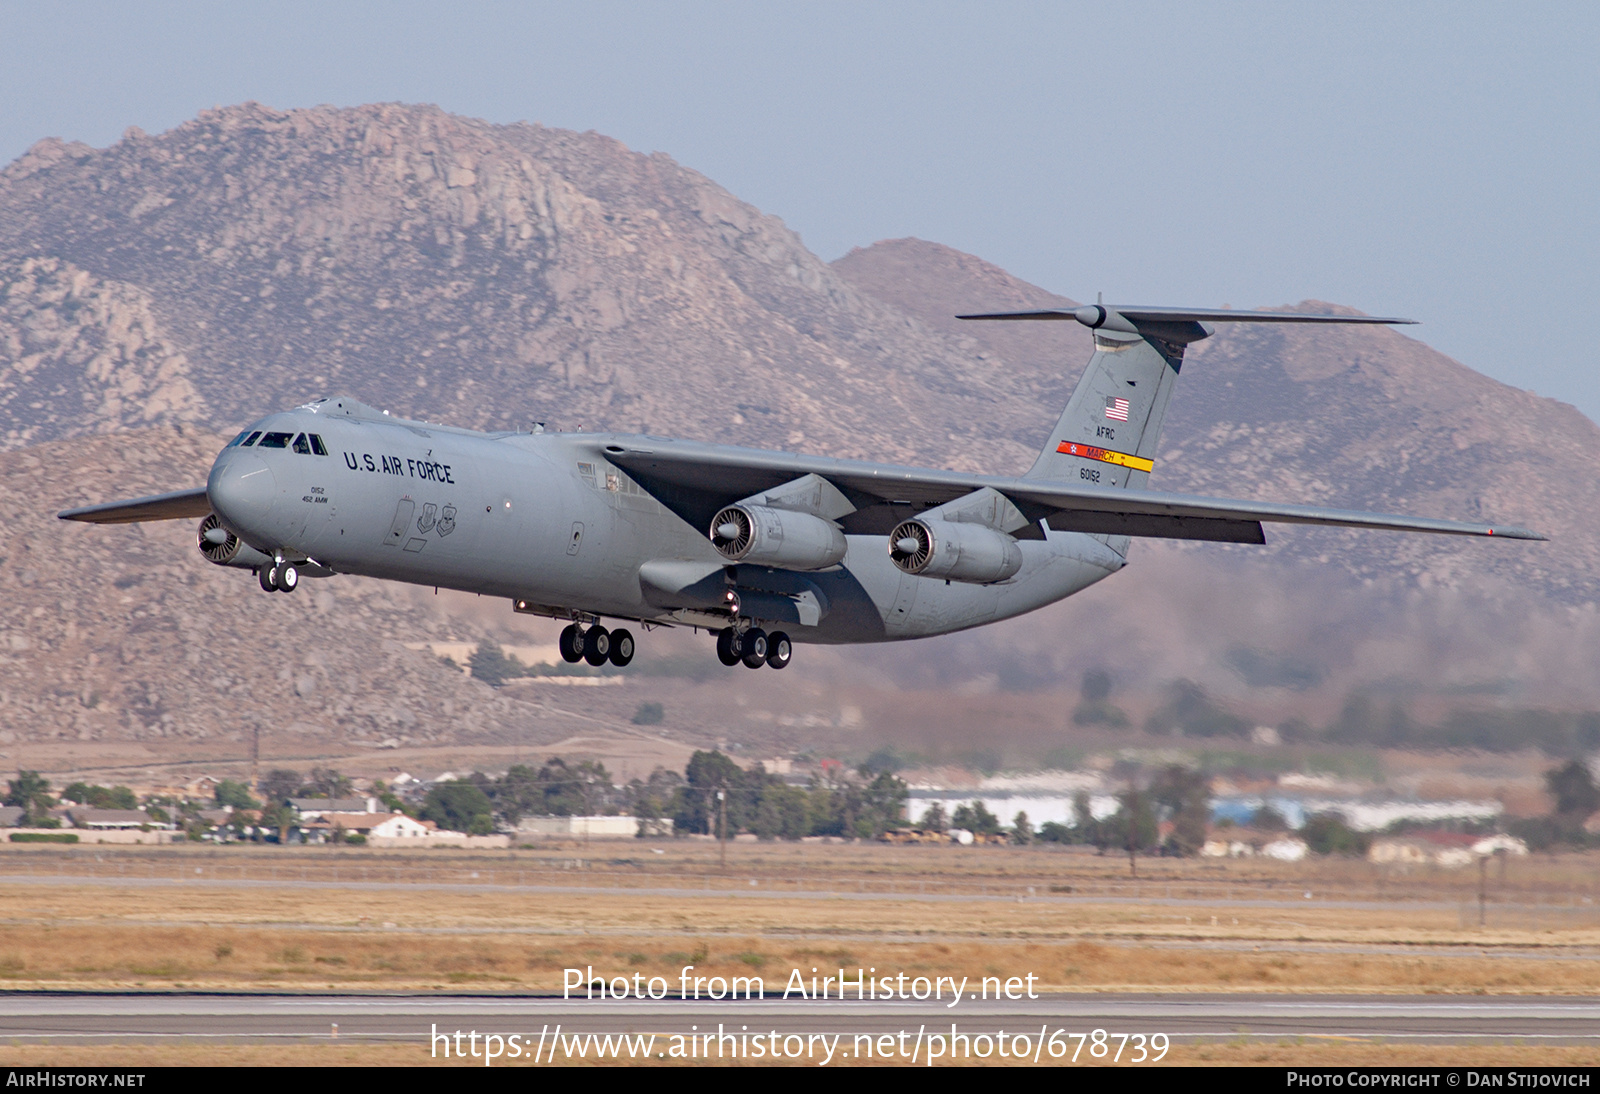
left=1301, top=813, right=1370, bottom=856
left=679, top=750, right=744, bottom=835
left=468, top=640, right=525, bottom=687
left=1150, top=764, right=1211, bottom=857
left=1037, top=821, right=1071, bottom=843
left=854, top=772, right=909, bottom=838
left=1070, top=789, right=1096, bottom=844
left=1096, top=788, right=1158, bottom=855
left=215, top=780, right=260, bottom=810
left=5, top=771, right=55, bottom=823
left=258, top=769, right=302, bottom=806
left=301, top=767, right=353, bottom=799
left=750, top=783, right=812, bottom=840
left=918, top=801, right=949, bottom=832
left=625, top=767, right=685, bottom=835
left=1011, top=811, right=1033, bottom=844
left=421, top=780, right=495, bottom=833
left=951, top=800, right=1002, bottom=837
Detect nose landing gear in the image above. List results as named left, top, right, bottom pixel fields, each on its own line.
left=257, top=561, right=299, bottom=592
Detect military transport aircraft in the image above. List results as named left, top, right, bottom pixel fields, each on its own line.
left=60, top=305, right=1542, bottom=671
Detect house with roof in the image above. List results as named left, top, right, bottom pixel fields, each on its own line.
left=289, top=797, right=379, bottom=818
left=301, top=811, right=430, bottom=841
left=66, top=808, right=168, bottom=830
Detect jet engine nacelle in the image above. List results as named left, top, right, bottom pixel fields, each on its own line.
left=197, top=513, right=274, bottom=570
left=888, top=518, right=1022, bottom=584
left=709, top=504, right=847, bottom=570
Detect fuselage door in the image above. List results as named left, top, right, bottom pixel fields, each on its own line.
left=384, top=498, right=416, bottom=547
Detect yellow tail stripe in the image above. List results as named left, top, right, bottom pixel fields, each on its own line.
left=1056, top=441, right=1155, bottom=474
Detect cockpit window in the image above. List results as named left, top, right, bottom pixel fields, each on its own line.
left=225, top=430, right=257, bottom=448
left=291, top=433, right=312, bottom=455
left=308, top=433, right=329, bottom=456
left=242, top=431, right=262, bottom=447
left=257, top=431, right=293, bottom=448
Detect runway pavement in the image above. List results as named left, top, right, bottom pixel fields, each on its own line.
left=2, top=993, right=1597, bottom=1046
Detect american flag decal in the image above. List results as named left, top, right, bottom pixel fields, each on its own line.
left=1104, top=396, right=1130, bottom=421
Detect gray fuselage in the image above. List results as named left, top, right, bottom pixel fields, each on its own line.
left=206, top=400, right=1125, bottom=644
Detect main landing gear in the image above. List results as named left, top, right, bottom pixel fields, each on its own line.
left=257, top=561, right=299, bottom=593
left=559, top=623, right=634, bottom=668
left=716, top=626, right=792, bottom=670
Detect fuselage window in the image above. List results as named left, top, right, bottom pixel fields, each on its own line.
left=308, top=434, right=328, bottom=456
left=258, top=431, right=293, bottom=449
left=292, top=433, right=312, bottom=455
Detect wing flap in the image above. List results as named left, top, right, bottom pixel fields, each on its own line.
left=58, top=488, right=211, bottom=524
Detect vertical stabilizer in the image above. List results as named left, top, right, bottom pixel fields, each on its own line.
left=1023, top=327, right=1185, bottom=491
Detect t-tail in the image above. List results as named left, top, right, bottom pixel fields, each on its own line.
left=961, top=304, right=1414, bottom=492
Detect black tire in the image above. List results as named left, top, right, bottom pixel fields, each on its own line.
left=742, top=628, right=768, bottom=669
left=766, top=631, right=792, bottom=669
left=258, top=566, right=277, bottom=593
left=609, top=628, right=635, bottom=667
left=277, top=563, right=299, bottom=592
left=558, top=624, right=585, bottom=664
left=715, top=627, right=743, bottom=666
left=583, top=625, right=611, bottom=666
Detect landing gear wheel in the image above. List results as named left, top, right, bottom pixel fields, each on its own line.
left=276, top=563, right=299, bottom=592
left=716, top=627, right=744, bottom=667
left=742, top=628, right=769, bottom=669
left=765, top=631, right=792, bottom=670
left=558, top=624, right=585, bottom=664
left=582, top=625, right=611, bottom=666
left=608, top=628, right=635, bottom=667
left=258, top=566, right=277, bottom=593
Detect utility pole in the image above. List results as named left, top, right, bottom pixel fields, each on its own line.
left=717, top=789, right=727, bottom=870
left=1478, top=852, right=1489, bottom=927
left=1127, top=783, right=1139, bottom=880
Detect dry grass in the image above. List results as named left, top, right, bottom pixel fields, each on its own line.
left=0, top=843, right=1597, bottom=995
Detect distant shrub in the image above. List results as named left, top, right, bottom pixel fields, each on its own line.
left=1300, top=813, right=1369, bottom=856
left=631, top=702, right=665, bottom=725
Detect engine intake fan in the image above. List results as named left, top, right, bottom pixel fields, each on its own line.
left=888, top=518, right=1022, bottom=584
left=708, top=504, right=846, bottom=571
left=197, top=513, right=273, bottom=569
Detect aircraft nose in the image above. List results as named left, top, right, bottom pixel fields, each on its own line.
left=207, top=452, right=277, bottom=533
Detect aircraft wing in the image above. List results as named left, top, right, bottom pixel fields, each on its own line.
left=58, top=487, right=211, bottom=524
left=601, top=439, right=1545, bottom=543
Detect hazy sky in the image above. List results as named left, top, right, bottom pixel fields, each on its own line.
left=4, top=1, right=1597, bottom=422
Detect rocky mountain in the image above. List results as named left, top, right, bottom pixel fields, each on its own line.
left=0, top=102, right=1044, bottom=473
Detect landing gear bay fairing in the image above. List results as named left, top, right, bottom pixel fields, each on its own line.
left=60, top=306, right=1543, bottom=670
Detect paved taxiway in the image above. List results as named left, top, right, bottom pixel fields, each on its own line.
left=2, top=994, right=1597, bottom=1044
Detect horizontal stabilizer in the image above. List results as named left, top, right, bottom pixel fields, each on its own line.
left=58, top=488, right=210, bottom=524
left=958, top=305, right=1415, bottom=326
